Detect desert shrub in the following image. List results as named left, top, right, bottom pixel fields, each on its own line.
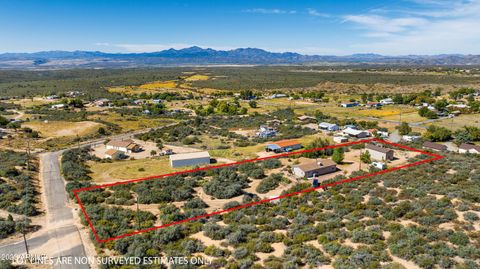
left=463, top=212, right=479, bottom=222
left=261, top=159, right=281, bottom=169
left=203, top=169, right=249, bottom=199
left=203, top=223, right=230, bottom=240
left=184, top=198, right=208, bottom=209
left=256, top=173, right=284, bottom=194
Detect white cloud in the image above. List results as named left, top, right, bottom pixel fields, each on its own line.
left=344, top=0, right=480, bottom=54
left=343, top=15, right=428, bottom=36
left=306, top=8, right=329, bottom=17
left=244, top=8, right=297, bottom=15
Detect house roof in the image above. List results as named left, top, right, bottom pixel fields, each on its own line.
left=459, top=143, right=480, bottom=152
left=272, top=140, right=301, bottom=148
left=105, top=149, right=121, bottom=156
left=296, top=159, right=336, bottom=172
left=365, top=144, right=394, bottom=154
left=169, top=151, right=210, bottom=161
left=319, top=122, right=338, bottom=128
left=107, top=139, right=136, bottom=148
left=423, top=141, right=447, bottom=151
left=344, top=128, right=367, bottom=136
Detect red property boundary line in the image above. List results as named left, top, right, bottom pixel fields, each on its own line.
left=73, top=138, right=443, bottom=243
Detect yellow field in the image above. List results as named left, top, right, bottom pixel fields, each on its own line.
left=88, top=113, right=177, bottom=132
left=185, top=74, right=210, bottom=81
left=355, top=107, right=416, bottom=118
left=23, top=121, right=103, bottom=138
left=139, top=81, right=177, bottom=89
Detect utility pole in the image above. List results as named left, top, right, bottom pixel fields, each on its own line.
left=23, top=139, right=31, bottom=256
left=359, top=149, right=362, bottom=171
left=399, top=106, right=402, bottom=123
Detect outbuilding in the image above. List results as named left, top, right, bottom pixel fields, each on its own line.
left=365, top=144, right=394, bottom=161
left=265, top=140, right=302, bottom=153
left=293, top=159, right=337, bottom=178
left=423, top=141, right=447, bottom=151
left=169, top=151, right=211, bottom=168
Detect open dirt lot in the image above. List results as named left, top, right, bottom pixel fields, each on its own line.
left=23, top=120, right=103, bottom=138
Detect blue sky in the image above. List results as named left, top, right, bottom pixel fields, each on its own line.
left=1, top=0, right=479, bottom=55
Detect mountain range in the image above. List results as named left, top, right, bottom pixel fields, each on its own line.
left=1, top=46, right=480, bottom=69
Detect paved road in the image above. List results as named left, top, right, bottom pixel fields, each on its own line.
left=0, top=122, right=179, bottom=268
left=0, top=152, right=89, bottom=269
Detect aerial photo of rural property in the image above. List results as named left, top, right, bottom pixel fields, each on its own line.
left=1, top=1, right=480, bottom=269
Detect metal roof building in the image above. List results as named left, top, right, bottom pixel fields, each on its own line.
left=169, top=151, right=211, bottom=168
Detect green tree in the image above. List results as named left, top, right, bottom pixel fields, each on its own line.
left=424, top=125, right=452, bottom=142
left=248, top=100, right=257, bottom=108
left=396, top=122, right=412, bottom=135
left=97, top=127, right=107, bottom=135
left=360, top=150, right=371, bottom=164
left=332, top=148, right=344, bottom=164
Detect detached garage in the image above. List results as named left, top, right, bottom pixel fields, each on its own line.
left=169, top=151, right=211, bottom=168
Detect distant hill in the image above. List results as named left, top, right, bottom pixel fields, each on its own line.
left=1, top=46, right=480, bottom=69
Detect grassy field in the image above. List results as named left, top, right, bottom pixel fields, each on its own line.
left=383, top=111, right=425, bottom=123
left=88, top=157, right=183, bottom=182
left=427, top=114, right=480, bottom=130
left=23, top=120, right=103, bottom=138
left=88, top=113, right=177, bottom=132
left=12, top=98, right=56, bottom=108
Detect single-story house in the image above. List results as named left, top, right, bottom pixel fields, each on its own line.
left=340, top=102, right=358, bottom=108
left=269, top=94, right=287, bottom=99
left=459, top=143, right=480, bottom=154
left=423, top=141, right=447, bottom=151
left=365, top=144, right=394, bottom=161
left=343, top=128, right=369, bottom=138
left=256, top=125, right=277, bottom=138
left=319, top=122, right=340, bottom=131
left=93, top=98, right=111, bottom=107
left=106, top=139, right=140, bottom=153
left=366, top=102, right=382, bottom=108
left=293, top=158, right=337, bottom=178
left=104, top=149, right=123, bottom=160
left=51, top=104, right=66, bottom=109
left=266, top=140, right=302, bottom=153
left=333, top=136, right=348, bottom=143
left=46, top=95, right=59, bottom=100
left=380, top=98, right=394, bottom=105
left=169, top=151, right=211, bottom=168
